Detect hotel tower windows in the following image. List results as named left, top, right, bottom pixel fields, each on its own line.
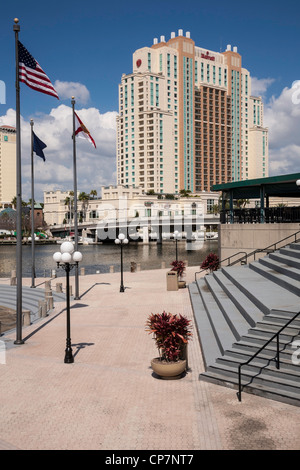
left=117, top=31, right=268, bottom=193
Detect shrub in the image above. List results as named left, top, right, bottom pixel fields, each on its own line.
left=170, top=260, right=185, bottom=277
left=146, top=311, right=192, bottom=362
left=200, top=252, right=219, bottom=272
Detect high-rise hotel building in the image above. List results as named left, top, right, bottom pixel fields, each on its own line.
left=116, top=30, right=268, bottom=194
left=0, top=125, right=16, bottom=205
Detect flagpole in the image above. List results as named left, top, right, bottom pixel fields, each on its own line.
left=13, top=18, right=24, bottom=344
left=71, top=96, right=79, bottom=299
left=30, top=119, right=36, bottom=288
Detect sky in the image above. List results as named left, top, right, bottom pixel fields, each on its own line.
left=1, top=0, right=300, bottom=202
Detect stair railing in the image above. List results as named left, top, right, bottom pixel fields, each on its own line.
left=195, top=230, right=300, bottom=281
left=237, top=310, right=300, bottom=402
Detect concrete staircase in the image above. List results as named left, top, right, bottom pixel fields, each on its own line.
left=0, top=284, right=66, bottom=332
left=188, top=242, right=300, bottom=406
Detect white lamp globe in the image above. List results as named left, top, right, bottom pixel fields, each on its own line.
left=115, top=239, right=120, bottom=244
left=61, top=252, right=72, bottom=263
left=53, top=252, right=62, bottom=263
left=296, top=179, right=300, bottom=187
left=73, top=251, right=83, bottom=262
left=60, top=241, right=74, bottom=254
left=118, top=233, right=125, bottom=241
left=124, top=238, right=129, bottom=244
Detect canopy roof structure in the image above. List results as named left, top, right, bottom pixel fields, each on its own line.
left=213, top=173, right=300, bottom=200
left=213, top=173, right=300, bottom=223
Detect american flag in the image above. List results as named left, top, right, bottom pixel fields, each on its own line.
left=18, top=41, right=59, bottom=99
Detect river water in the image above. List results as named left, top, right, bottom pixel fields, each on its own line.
left=0, top=240, right=218, bottom=278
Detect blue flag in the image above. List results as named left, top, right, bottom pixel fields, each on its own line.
left=33, top=132, right=47, bottom=161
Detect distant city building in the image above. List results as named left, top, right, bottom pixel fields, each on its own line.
left=116, top=30, right=268, bottom=194
left=0, top=126, right=16, bottom=206
left=43, top=186, right=219, bottom=228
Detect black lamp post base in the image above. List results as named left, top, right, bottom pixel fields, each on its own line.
left=120, top=285, right=125, bottom=292
left=14, top=339, right=24, bottom=345
left=64, top=338, right=74, bottom=363
left=64, top=350, right=74, bottom=363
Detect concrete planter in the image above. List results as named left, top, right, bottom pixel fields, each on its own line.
left=151, top=358, right=186, bottom=379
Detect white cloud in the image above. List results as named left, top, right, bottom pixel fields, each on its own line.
left=54, top=81, right=90, bottom=105
left=0, top=105, right=118, bottom=202
left=266, top=144, right=300, bottom=175
left=264, top=84, right=300, bottom=175
left=251, top=77, right=275, bottom=99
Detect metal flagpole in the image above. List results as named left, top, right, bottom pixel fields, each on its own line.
left=71, top=96, right=79, bottom=299
left=30, top=119, right=36, bottom=288
left=13, top=18, right=24, bottom=344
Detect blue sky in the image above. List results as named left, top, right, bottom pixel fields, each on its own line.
left=1, top=0, right=300, bottom=201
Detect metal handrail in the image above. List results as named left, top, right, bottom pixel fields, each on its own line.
left=195, top=230, right=300, bottom=281
left=237, top=310, right=300, bottom=402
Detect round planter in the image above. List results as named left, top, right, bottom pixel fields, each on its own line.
left=178, top=280, right=186, bottom=289
left=151, top=358, right=187, bottom=379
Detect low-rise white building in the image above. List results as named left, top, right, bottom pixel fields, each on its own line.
left=43, top=185, right=220, bottom=229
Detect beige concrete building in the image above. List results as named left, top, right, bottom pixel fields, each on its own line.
left=116, top=30, right=268, bottom=194
left=0, top=126, right=16, bottom=206
left=247, top=97, right=269, bottom=179
left=43, top=185, right=219, bottom=229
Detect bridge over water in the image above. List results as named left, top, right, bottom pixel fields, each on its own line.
left=50, top=214, right=220, bottom=243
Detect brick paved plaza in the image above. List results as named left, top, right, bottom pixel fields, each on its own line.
left=0, top=267, right=299, bottom=450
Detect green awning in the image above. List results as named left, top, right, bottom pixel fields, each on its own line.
left=212, top=173, right=300, bottom=199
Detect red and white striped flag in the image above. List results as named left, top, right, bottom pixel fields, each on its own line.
left=74, top=112, right=96, bottom=148
left=18, top=41, right=59, bottom=99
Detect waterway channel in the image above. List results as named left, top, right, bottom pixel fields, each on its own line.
left=0, top=240, right=218, bottom=278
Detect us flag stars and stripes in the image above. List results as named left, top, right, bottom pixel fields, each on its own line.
left=18, top=41, right=59, bottom=99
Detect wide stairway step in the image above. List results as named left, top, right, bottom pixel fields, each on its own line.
left=204, top=274, right=252, bottom=339
left=200, top=364, right=300, bottom=407
left=189, top=244, right=300, bottom=406
left=225, top=343, right=298, bottom=371
left=280, top=246, right=300, bottom=259
left=213, top=271, right=263, bottom=325
left=0, top=284, right=66, bottom=327
left=188, top=282, right=222, bottom=368
left=221, top=265, right=300, bottom=315
left=269, top=250, right=300, bottom=270
left=196, top=277, right=239, bottom=354
left=250, top=259, right=300, bottom=295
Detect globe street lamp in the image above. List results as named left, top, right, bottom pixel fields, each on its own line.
left=115, top=233, right=128, bottom=292
left=53, top=241, right=82, bottom=363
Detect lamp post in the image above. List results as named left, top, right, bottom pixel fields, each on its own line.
left=115, top=233, right=128, bottom=292
left=53, top=241, right=82, bottom=363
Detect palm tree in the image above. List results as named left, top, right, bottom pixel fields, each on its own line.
left=90, top=189, right=97, bottom=199
left=179, top=189, right=192, bottom=198
left=235, top=199, right=250, bottom=209
left=64, top=191, right=74, bottom=222
left=78, top=192, right=90, bottom=222
left=28, top=198, right=36, bottom=207
left=11, top=196, right=17, bottom=209
left=64, top=190, right=74, bottom=206
left=11, top=196, right=28, bottom=209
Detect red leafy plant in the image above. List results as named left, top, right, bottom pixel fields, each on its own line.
left=146, top=311, right=192, bottom=362
left=170, top=260, right=186, bottom=278
left=200, top=252, right=219, bottom=273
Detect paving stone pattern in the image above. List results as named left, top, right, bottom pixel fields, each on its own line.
left=0, top=268, right=299, bottom=450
